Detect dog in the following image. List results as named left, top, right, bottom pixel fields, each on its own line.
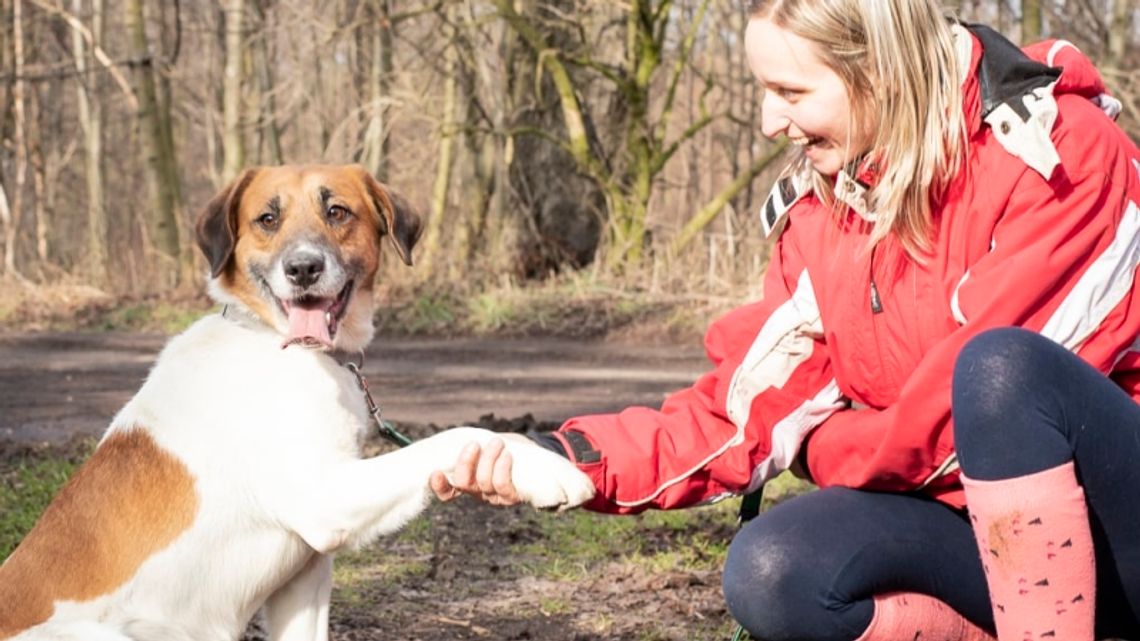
left=0, top=164, right=596, bottom=641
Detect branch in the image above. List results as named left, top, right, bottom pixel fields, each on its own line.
left=391, top=1, right=445, bottom=26
left=651, top=0, right=674, bottom=52
left=669, top=140, right=789, bottom=255
left=26, top=0, right=138, bottom=110
left=651, top=108, right=719, bottom=176
left=564, top=53, right=625, bottom=86
left=656, top=0, right=710, bottom=145
left=494, top=0, right=597, bottom=174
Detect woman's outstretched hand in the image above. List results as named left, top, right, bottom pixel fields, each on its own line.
left=430, top=437, right=524, bottom=506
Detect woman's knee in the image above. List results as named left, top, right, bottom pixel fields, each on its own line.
left=722, top=514, right=812, bottom=640
left=953, top=328, right=1047, bottom=438
left=723, top=512, right=802, bottom=605
left=953, top=327, right=1074, bottom=477
left=722, top=488, right=874, bottom=641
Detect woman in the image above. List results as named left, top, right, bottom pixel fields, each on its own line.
left=432, top=1, right=1140, bottom=639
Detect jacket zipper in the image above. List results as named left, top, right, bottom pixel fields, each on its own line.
left=870, top=246, right=883, bottom=314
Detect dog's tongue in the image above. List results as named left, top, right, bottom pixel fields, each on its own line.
left=282, top=305, right=333, bottom=349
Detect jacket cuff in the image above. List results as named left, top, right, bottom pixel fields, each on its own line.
left=552, top=429, right=602, bottom=464
left=528, top=431, right=569, bottom=458
left=553, top=428, right=617, bottom=512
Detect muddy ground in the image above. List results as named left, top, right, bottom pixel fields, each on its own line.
left=0, top=330, right=748, bottom=640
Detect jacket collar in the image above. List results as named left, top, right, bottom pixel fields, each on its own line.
left=967, top=23, right=1063, bottom=179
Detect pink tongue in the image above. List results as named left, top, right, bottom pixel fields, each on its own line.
left=283, top=306, right=333, bottom=349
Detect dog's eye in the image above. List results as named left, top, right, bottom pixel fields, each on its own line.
left=326, top=205, right=351, bottom=224
left=256, top=212, right=279, bottom=231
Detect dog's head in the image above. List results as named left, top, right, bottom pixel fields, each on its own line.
left=195, top=165, right=421, bottom=352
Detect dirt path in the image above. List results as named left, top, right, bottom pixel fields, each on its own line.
left=0, top=330, right=708, bottom=443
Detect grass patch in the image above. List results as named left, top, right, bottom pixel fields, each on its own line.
left=0, top=443, right=91, bottom=558
left=334, top=546, right=431, bottom=608
left=517, top=473, right=815, bottom=582
left=0, top=280, right=217, bottom=334
left=519, top=501, right=739, bottom=580
left=90, top=301, right=211, bottom=333
left=376, top=275, right=726, bottom=342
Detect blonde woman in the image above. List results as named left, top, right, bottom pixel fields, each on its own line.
left=433, top=1, right=1140, bottom=639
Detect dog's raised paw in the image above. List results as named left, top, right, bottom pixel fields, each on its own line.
left=506, top=441, right=596, bottom=511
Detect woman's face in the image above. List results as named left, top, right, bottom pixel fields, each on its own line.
left=745, top=17, right=871, bottom=177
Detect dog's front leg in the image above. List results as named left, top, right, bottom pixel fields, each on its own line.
left=272, top=427, right=595, bottom=554
left=263, top=552, right=333, bottom=641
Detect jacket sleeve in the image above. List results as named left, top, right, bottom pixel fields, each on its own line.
left=807, top=125, right=1140, bottom=501
left=555, top=221, right=846, bottom=514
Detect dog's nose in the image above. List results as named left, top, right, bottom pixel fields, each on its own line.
left=284, top=254, right=325, bottom=288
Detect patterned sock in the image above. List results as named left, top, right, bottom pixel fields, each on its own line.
left=962, top=461, right=1095, bottom=641
left=854, top=592, right=995, bottom=641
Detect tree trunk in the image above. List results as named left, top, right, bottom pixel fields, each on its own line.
left=1107, top=0, right=1130, bottom=68
left=497, top=0, right=713, bottom=274
left=1020, top=0, right=1042, bottom=43
left=361, top=0, right=393, bottom=180
left=72, top=0, right=108, bottom=286
left=0, top=184, right=11, bottom=276
left=27, top=86, right=48, bottom=268
left=252, top=0, right=283, bottom=165
left=418, top=12, right=458, bottom=274
left=6, top=0, right=27, bottom=279
left=125, top=0, right=185, bottom=286
left=495, top=0, right=606, bottom=277
left=221, top=0, right=245, bottom=183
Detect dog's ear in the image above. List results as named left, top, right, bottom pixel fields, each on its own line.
left=196, top=169, right=259, bottom=278
left=358, top=169, right=422, bottom=266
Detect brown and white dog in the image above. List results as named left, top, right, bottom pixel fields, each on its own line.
left=0, top=165, right=595, bottom=641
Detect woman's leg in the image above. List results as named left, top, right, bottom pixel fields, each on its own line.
left=722, top=486, right=994, bottom=641
left=953, top=327, right=1140, bottom=639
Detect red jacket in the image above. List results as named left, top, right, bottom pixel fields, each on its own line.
left=552, top=27, right=1140, bottom=513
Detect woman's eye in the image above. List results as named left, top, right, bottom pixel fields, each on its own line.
left=256, top=212, right=279, bottom=230
left=326, top=205, right=351, bottom=223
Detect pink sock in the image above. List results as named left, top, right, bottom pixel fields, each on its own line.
left=963, top=462, right=1095, bottom=641
left=854, top=592, right=995, bottom=641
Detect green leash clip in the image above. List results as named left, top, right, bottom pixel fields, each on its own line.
left=345, top=361, right=414, bottom=448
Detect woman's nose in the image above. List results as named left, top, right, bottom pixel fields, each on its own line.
left=759, top=91, right=788, bottom=140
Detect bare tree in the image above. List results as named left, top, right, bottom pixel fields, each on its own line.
left=1020, top=0, right=1042, bottom=43
left=360, top=0, right=393, bottom=179
left=452, top=0, right=514, bottom=277
left=0, top=0, right=1132, bottom=295
left=417, top=5, right=458, bottom=273
left=1107, top=0, right=1131, bottom=68
left=71, top=0, right=108, bottom=285
left=251, top=0, right=283, bottom=164
left=5, top=0, right=28, bottom=279
left=495, top=0, right=781, bottom=272
left=125, top=0, right=186, bottom=286
left=221, top=0, right=245, bottom=184
left=26, top=78, right=49, bottom=268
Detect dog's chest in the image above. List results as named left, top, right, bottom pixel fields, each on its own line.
left=115, top=316, right=372, bottom=468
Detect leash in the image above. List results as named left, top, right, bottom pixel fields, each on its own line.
left=345, top=359, right=414, bottom=448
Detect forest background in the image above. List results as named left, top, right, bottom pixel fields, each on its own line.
left=0, top=0, right=1137, bottom=335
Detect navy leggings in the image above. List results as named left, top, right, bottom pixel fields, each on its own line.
left=722, top=328, right=1140, bottom=640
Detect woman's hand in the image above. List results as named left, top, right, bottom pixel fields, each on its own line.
left=430, top=437, right=524, bottom=506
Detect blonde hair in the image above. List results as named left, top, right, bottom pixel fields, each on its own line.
left=749, top=0, right=967, bottom=258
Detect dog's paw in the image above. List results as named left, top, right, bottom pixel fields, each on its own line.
left=502, top=435, right=596, bottom=511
